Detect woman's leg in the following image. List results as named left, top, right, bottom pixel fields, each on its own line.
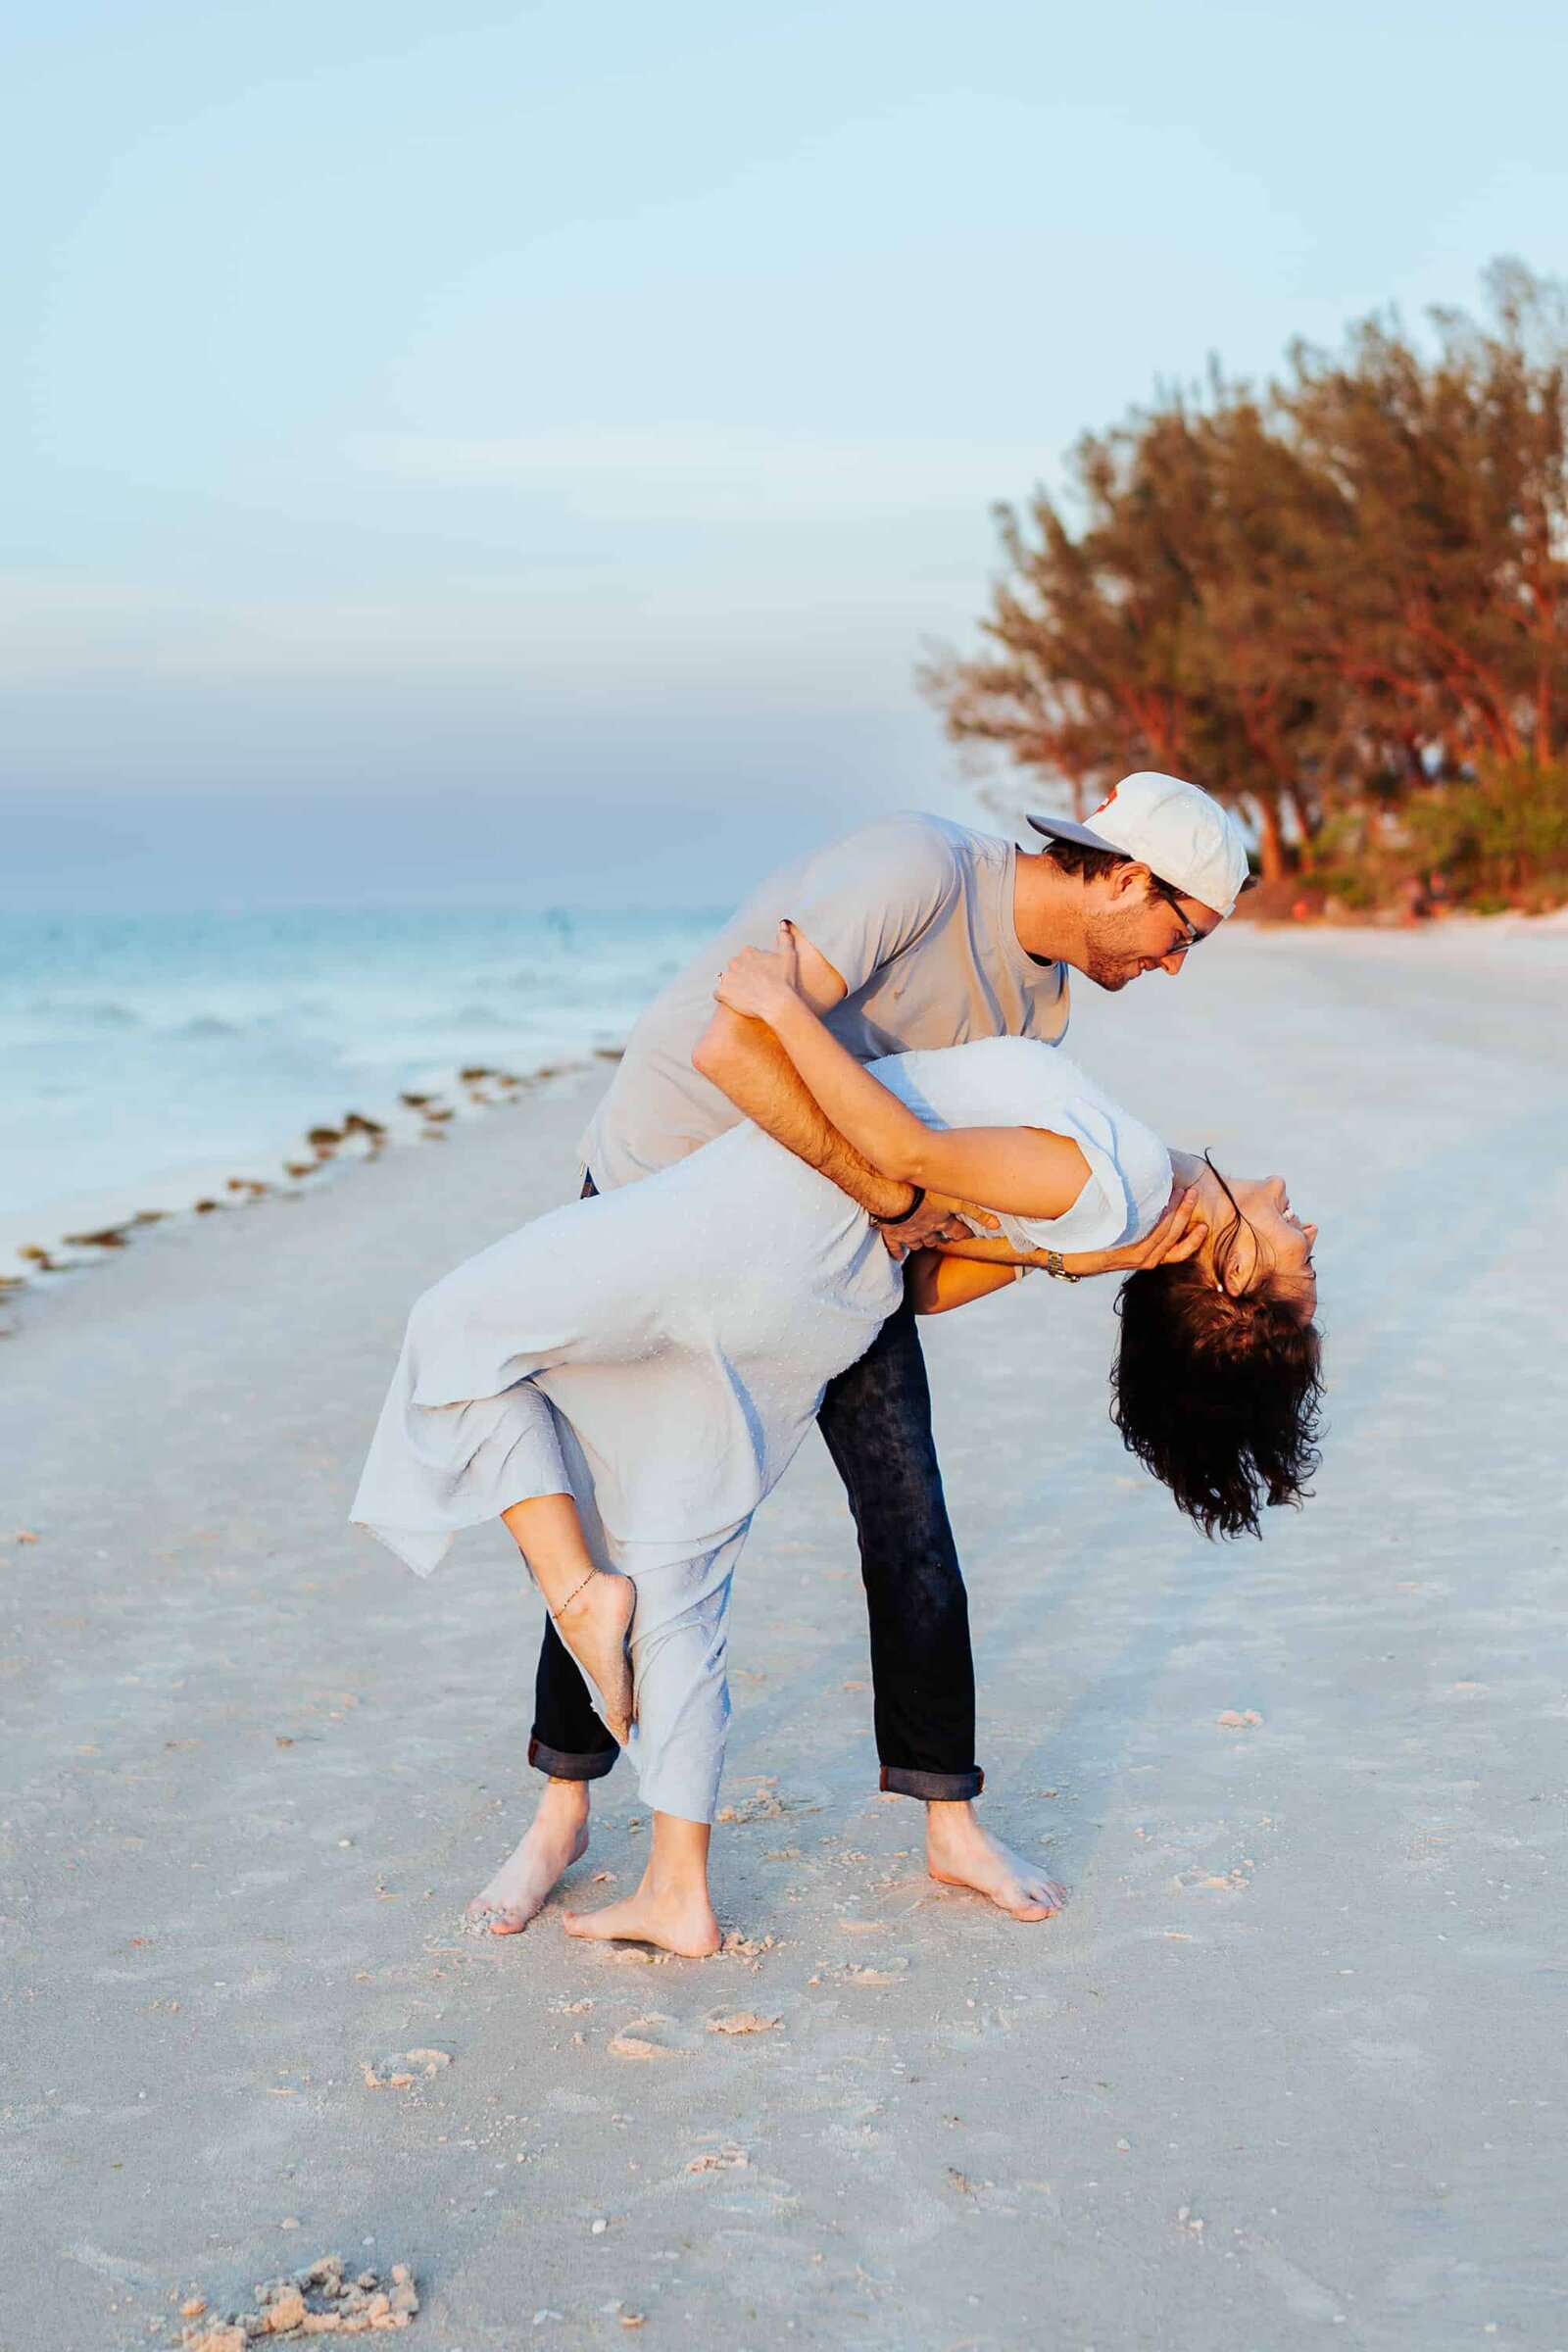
left=556, top=1541, right=740, bottom=1955
left=563, top=1812, right=720, bottom=1958
left=502, top=1493, right=636, bottom=1744
left=475, top=1536, right=737, bottom=1945
left=466, top=1491, right=636, bottom=1936
left=483, top=1174, right=627, bottom=1935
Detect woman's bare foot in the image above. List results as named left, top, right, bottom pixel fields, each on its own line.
left=466, top=1780, right=592, bottom=1936
left=564, top=1813, right=719, bottom=1956
left=925, top=1801, right=1067, bottom=1921
left=554, top=1569, right=636, bottom=1744
left=563, top=1875, right=720, bottom=1958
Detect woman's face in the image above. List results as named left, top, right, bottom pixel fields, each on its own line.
left=1202, top=1172, right=1318, bottom=1316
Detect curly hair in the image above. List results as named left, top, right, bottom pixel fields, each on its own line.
left=1109, top=1250, right=1324, bottom=1542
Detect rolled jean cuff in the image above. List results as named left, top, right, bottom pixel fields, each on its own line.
left=879, top=1763, right=984, bottom=1803
left=529, top=1735, right=618, bottom=1783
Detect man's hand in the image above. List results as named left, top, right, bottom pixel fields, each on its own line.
left=1056, top=1184, right=1206, bottom=1279
left=876, top=1189, right=998, bottom=1259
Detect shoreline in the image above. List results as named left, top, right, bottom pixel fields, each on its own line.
left=2, top=897, right=720, bottom=1295
left=0, top=1044, right=622, bottom=1297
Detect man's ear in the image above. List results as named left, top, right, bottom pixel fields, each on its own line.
left=1108, top=859, right=1152, bottom=902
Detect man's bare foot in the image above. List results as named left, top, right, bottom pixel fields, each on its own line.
left=466, top=1781, right=592, bottom=1936
left=563, top=1874, right=720, bottom=1959
left=554, top=1569, right=636, bottom=1744
left=925, top=1801, right=1067, bottom=1922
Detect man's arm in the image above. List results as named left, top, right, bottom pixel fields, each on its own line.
left=692, top=1003, right=976, bottom=1248
left=713, top=939, right=1094, bottom=1218
left=693, top=1004, right=906, bottom=1218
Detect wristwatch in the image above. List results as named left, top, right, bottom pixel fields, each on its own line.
left=1040, top=1250, right=1081, bottom=1283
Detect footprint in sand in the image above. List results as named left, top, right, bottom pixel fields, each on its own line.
left=809, top=1957, right=909, bottom=1988
left=360, top=2047, right=452, bottom=2088
left=714, top=1784, right=823, bottom=1825
left=685, top=2143, right=751, bottom=2173
left=608, top=2015, right=698, bottom=2059
left=718, top=1931, right=776, bottom=1962
left=939, top=2006, right=1019, bottom=2052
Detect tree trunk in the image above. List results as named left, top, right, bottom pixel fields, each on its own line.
left=1251, top=792, right=1294, bottom=883
left=1285, top=783, right=1320, bottom=846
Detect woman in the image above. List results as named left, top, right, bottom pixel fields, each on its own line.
left=353, top=925, right=1321, bottom=1955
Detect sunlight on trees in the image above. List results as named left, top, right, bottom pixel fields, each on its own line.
left=923, top=263, right=1568, bottom=909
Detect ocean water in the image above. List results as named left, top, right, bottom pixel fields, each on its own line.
left=0, top=905, right=721, bottom=1242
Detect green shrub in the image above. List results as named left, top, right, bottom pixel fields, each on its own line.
left=1404, top=761, right=1568, bottom=903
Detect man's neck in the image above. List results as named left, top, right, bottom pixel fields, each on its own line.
left=1010, top=848, right=1086, bottom=968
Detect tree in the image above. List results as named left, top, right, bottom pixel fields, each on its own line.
left=919, top=382, right=1344, bottom=880
left=923, top=264, right=1568, bottom=894
left=1283, top=262, right=1568, bottom=786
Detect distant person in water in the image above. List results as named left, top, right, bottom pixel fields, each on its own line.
left=356, top=776, right=1311, bottom=1943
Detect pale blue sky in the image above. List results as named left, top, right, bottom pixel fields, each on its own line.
left=3, top=0, right=1564, bottom=905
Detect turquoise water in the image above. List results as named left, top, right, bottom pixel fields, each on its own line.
left=0, top=905, right=721, bottom=1222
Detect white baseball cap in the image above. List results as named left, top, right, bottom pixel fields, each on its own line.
left=1027, top=771, right=1252, bottom=917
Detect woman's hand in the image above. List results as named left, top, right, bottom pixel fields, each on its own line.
left=713, top=921, right=804, bottom=1025
left=1056, top=1184, right=1206, bottom=1279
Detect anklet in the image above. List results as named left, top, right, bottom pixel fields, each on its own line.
left=551, top=1566, right=600, bottom=1621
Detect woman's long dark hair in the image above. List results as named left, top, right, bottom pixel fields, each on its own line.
left=1110, top=1170, right=1324, bottom=1540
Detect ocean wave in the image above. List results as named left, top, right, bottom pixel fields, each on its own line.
left=3, top=902, right=719, bottom=1239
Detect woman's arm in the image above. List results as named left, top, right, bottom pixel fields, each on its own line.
left=714, top=926, right=1091, bottom=1222
left=907, top=1182, right=1208, bottom=1312
left=904, top=1250, right=1024, bottom=1316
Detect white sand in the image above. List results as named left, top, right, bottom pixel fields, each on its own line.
left=2, top=926, right=1565, bottom=2351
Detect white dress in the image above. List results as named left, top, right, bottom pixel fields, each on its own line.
left=352, top=1037, right=1170, bottom=1821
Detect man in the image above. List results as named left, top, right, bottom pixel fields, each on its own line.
left=469, top=771, right=1252, bottom=1933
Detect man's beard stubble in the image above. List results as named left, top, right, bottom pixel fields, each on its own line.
left=1079, top=905, right=1152, bottom=992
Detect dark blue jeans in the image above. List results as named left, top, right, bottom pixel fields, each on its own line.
left=527, top=1177, right=983, bottom=1802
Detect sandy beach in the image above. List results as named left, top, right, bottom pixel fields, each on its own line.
left=3, top=921, right=1565, bottom=2352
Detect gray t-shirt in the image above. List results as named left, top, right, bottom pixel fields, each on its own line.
left=579, top=813, right=1071, bottom=1191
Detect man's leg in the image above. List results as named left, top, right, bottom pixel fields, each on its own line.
left=815, top=1288, right=980, bottom=1799
left=815, top=1289, right=1066, bottom=1921
left=467, top=1600, right=621, bottom=1936
left=529, top=1616, right=621, bottom=1784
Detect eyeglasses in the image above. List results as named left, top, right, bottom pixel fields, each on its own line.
left=1150, top=881, right=1208, bottom=954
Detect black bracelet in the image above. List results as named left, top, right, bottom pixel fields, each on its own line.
left=872, top=1183, right=925, bottom=1227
